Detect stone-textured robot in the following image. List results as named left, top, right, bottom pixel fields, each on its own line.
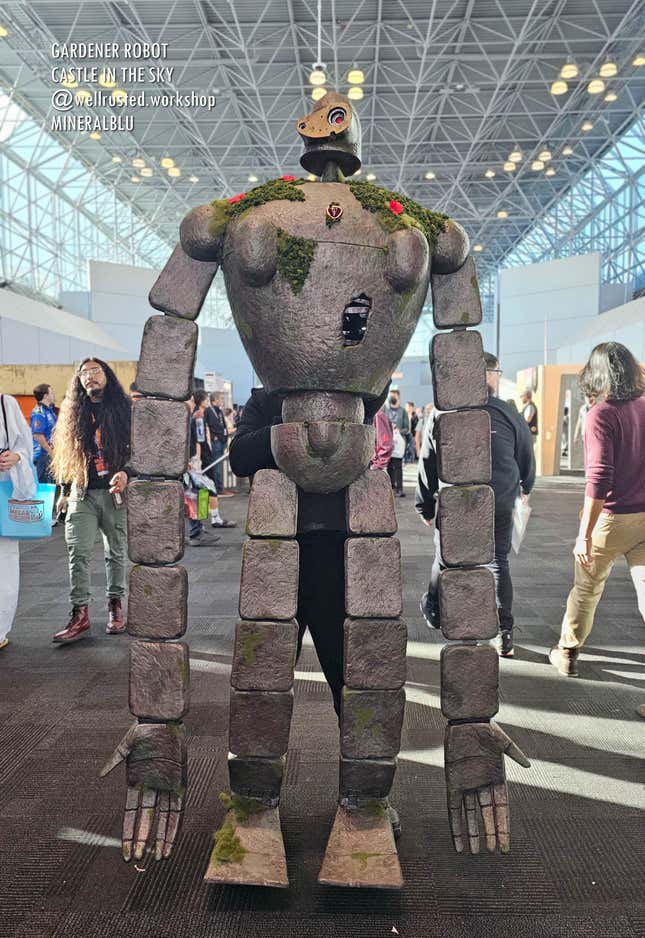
left=102, top=92, right=529, bottom=889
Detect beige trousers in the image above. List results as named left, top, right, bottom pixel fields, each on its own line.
left=560, top=511, right=645, bottom=649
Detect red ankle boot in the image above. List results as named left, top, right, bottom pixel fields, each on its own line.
left=53, top=605, right=91, bottom=644
left=106, top=597, right=126, bottom=635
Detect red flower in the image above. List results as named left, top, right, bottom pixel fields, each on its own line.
left=280, top=174, right=296, bottom=181
left=389, top=199, right=404, bottom=215
left=228, top=193, right=246, bottom=204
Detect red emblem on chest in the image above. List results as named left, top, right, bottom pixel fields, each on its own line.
left=326, top=202, right=343, bottom=221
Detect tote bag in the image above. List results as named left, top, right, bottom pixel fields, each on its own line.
left=0, top=395, right=55, bottom=539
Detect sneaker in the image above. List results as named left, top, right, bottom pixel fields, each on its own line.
left=495, top=630, right=514, bottom=658
left=549, top=645, right=579, bottom=677
left=189, top=533, right=221, bottom=547
left=210, top=518, right=236, bottom=528
left=419, top=592, right=441, bottom=629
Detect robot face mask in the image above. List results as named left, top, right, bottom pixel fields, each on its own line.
left=297, top=92, right=362, bottom=177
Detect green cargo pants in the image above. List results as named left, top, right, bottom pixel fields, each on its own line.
left=65, top=488, right=128, bottom=607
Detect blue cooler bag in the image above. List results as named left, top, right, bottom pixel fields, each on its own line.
left=0, top=480, right=56, bottom=539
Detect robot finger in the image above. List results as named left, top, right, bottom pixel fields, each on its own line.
left=163, top=793, right=183, bottom=859
left=492, top=782, right=510, bottom=854
left=133, top=788, right=157, bottom=861
left=122, top=786, right=140, bottom=862
left=463, top=791, right=480, bottom=854
left=447, top=790, right=465, bottom=853
left=155, top=791, right=170, bottom=862
left=477, top=786, right=497, bottom=852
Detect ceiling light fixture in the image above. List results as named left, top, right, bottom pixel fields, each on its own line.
left=366, top=172, right=376, bottom=181
left=75, top=89, right=92, bottom=104
left=538, top=148, right=552, bottom=161
left=473, top=244, right=483, bottom=252
left=531, top=159, right=544, bottom=171
left=503, top=161, right=516, bottom=172
left=560, top=62, right=578, bottom=79
left=247, top=174, right=258, bottom=183
left=587, top=78, right=605, bottom=94
left=132, top=157, right=146, bottom=168
left=168, top=166, right=181, bottom=177
left=111, top=155, right=122, bottom=163
left=633, top=54, right=645, bottom=67
left=160, top=157, right=174, bottom=168
left=307, top=173, right=316, bottom=181
left=347, top=68, right=364, bottom=84
left=497, top=210, right=508, bottom=219
left=0, top=26, right=9, bottom=38
left=550, top=79, right=568, bottom=95
left=424, top=171, right=435, bottom=179
left=140, top=167, right=152, bottom=177
left=581, top=120, right=594, bottom=131
left=61, top=77, right=78, bottom=89
left=485, top=168, right=495, bottom=178
left=545, top=166, right=556, bottom=176
left=599, top=61, right=617, bottom=78
left=604, top=91, right=617, bottom=102
left=309, top=68, right=326, bottom=86
left=89, top=131, right=102, bottom=140
left=347, top=86, right=363, bottom=101
left=562, top=145, right=573, bottom=155
left=112, top=88, right=128, bottom=103
left=311, top=86, right=327, bottom=101
left=130, top=175, right=140, bottom=183
left=508, top=150, right=522, bottom=162
left=189, top=175, right=199, bottom=183
left=353, top=168, right=361, bottom=176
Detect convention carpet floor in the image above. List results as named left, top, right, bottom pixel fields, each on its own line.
left=1, top=474, right=644, bottom=938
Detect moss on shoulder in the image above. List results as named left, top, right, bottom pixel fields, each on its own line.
left=208, top=177, right=307, bottom=240
left=347, top=180, right=448, bottom=250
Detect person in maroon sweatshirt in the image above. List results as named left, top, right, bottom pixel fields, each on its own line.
left=550, top=342, right=645, bottom=676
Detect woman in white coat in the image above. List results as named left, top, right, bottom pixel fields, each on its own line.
left=0, top=393, right=37, bottom=650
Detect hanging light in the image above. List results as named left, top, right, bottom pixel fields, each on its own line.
left=562, top=145, right=573, bottom=155
left=98, top=70, right=117, bottom=89
left=307, top=173, right=317, bottom=181
left=0, top=26, right=9, bottom=37
left=545, top=166, right=556, bottom=176
left=485, top=168, right=495, bottom=178
left=311, top=87, right=327, bottom=101
left=599, top=61, right=617, bottom=78
left=347, top=86, right=363, bottom=101
left=531, top=159, right=544, bottom=171
left=581, top=120, right=594, bottom=131
left=550, top=79, right=568, bottom=95
left=538, top=148, right=552, bottom=161
left=473, top=244, right=483, bottom=252
left=366, top=172, right=376, bottom=181
left=633, top=54, right=645, bottom=67
left=168, top=166, right=181, bottom=177
left=189, top=175, right=199, bottom=183
left=604, top=91, right=617, bottom=102
left=111, top=155, right=122, bottom=163
left=61, top=76, right=78, bottom=89
left=111, top=88, right=128, bottom=104
left=130, top=175, right=140, bottom=183
left=496, top=210, right=508, bottom=219
left=353, top=168, right=361, bottom=175
left=309, top=68, right=326, bottom=86
left=132, top=157, right=146, bottom=168
left=247, top=174, right=258, bottom=183
left=140, top=167, right=153, bottom=177
left=160, top=157, right=174, bottom=169
left=89, top=131, right=102, bottom=140
left=75, top=89, right=92, bottom=104
left=347, top=69, right=364, bottom=84
left=508, top=149, right=522, bottom=162
left=424, top=170, right=435, bottom=180
left=503, top=161, right=516, bottom=172
left=560, top=62, right=578, bottom=79
left=587, top=78, right=605, bottom=94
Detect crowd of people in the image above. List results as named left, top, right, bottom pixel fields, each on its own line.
left=0, top=342, right=643, bottom=698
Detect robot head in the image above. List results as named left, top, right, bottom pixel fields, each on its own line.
left=297, top=92, right=361, bottom=177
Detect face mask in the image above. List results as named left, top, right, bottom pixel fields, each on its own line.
left=389, top=396, right=398, bottom=406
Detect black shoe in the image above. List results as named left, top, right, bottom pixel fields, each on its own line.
left=420, top=592, right=441, bottom=629
left=495, top=630, right=514, bottom=657
left=189, top=533, right=221, bottom=546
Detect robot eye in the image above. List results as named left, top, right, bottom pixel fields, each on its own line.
left=328, top=107, right=346, bottom=126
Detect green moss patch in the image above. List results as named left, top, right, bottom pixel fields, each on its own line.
left=350, top=851, right=383, bottom=870
left=208, top=177, right=307, bottom=240
left=219, top=791, right=267, bottom=824
left=348, top=180, right=448, bottom=250
left=240, top=629, right=265, bottom=666
left=212, top=816, right=246, bottom=864
left=276, top=228, right=316, bottom=295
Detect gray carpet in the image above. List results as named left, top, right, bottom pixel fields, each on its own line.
left=1, top=476, right=644, bottom=938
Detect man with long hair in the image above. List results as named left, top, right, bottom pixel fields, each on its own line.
left=550, top=342, right=645, bottom=676
left=51, top=358, right=131, bottom=644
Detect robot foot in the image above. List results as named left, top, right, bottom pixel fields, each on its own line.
left=318, top=805, right=403, bottom=890
left=204, top=806, right=289, bottom=888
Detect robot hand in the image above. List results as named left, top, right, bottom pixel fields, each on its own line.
left=444, top=721, right=530, bottom=855
left=101, top=722, right=187, bottom=862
